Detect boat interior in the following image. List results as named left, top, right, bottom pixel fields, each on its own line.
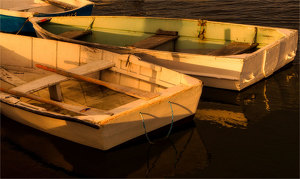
left=1, top=66, right=138, bottom=116
left=39, top=16, right=285, bottom=55
left=0, top=0, right=90, bottom=13
left=0, top=34, right=192, bottom=119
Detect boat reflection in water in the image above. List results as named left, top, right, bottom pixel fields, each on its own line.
left=195, top=101, right=248, bottom=129
left=195, top=62, right=298, bottom=129
left=1, top=114, right=208, bottom=178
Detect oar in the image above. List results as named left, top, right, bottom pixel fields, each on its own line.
left=0, top=88, right=111, bottom=116
left=35, top=64, right=159, bottom=100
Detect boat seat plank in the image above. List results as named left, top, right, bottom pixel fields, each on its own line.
left=131, top=29, right=178, bottom=49
left=59, top=30, right=92, bottom=39
left=208, top=42, right=258, bottom=56
left=0, top=67, right=27, bottom=87
left=12, top=60, right=115, bottom=94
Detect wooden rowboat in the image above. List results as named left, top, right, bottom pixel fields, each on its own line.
left=0, top=0, right=94, bottom=33
left=29, top=16, right=298, bottom=91
left=0, top=32, right=203, bottom=150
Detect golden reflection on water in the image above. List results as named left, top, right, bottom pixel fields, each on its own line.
left=195, top=102, right=248, bottom=129
left=263, top=80, right=270, bottom=111
left=195, top=64, right=298, bottom=129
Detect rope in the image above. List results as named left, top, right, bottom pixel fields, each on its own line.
left=166, top=101, right=174, bottom=138
left=140, top=111, right=154, bottom=144
left=140, top=101, right=174, bottom=144
left=16, top=18, right=30, bottom=35
left=85, top=17, right=95, bottom=31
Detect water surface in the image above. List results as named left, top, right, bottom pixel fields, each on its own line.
left=1, top=0, right=299, bottom=178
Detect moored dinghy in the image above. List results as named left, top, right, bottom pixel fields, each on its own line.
left=0, top=32, right=203, bottom=150
left=30, top=16, right=298, bottom=91
left=0, top=0, right=94, bottom=33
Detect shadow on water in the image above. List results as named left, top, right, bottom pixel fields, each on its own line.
left=1, top=114, right=209, bottom=178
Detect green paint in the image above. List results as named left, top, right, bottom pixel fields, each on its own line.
left=41, top=16, right=284, bottom=52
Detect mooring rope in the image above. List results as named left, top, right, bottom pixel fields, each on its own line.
left=16, top=18, right=30, bottom=35
left=140, top=101, right=174, bottom=144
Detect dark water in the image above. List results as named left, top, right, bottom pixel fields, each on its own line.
left=1, top=0, right=299, bottom=178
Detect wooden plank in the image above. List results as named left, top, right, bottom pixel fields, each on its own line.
left=36, top=64, right=160, bottom=100
left=0, top=87, right=111, bottom=116
left=58, top=30, right=92, bottom=40
left=208, top=42, right=258, bottom=56
left=132, top=29, right=178, bottom=49
left=0, top=67, right=26, bottom=87
left=12, top=60, right=115, bottom=94
left=48, top=84, right=63, bottom=102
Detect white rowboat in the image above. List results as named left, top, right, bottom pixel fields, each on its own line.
left=0, top=32, right=203, bottom=150
left=29, top=16, right=298, bottom=91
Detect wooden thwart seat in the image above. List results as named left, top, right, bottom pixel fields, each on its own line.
left=12, top=60, right=115, bottom=94
left=208, top=42, right=258, bottom=56
left=131, top=29, right=178, bottom=49
left=59, top=30, right=92, bottom=39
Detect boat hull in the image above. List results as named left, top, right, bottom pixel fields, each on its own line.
left=0, top=4, right=93, bottom=33
left=0, top=84, right=201, bottom=150
left=29, top=16, right=298, bottom=91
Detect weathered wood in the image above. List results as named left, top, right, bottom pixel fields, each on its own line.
left=48, top=84, right=63, bottom=102
left=12, top=60, right=115, bottom=94
left=0, top=87, right=111, bottom=116
left=208, top=42, right=258, bottom=56
left=59, top=30, right=92, bottom=39
left=132, top=29, right=178, bottom=49
left=0, top=67, right=26, bottom=86
left=36, top=64, right=160, bottom=100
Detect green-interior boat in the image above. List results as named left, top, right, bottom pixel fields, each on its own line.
left=30, top=16, right=298, bottom=91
